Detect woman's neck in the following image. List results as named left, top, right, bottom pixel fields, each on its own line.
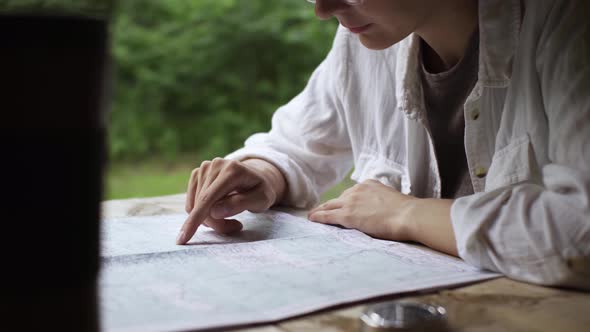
left=416, top=0, right=479, bottom=73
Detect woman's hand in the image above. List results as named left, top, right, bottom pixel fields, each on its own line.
left=308, top=179, right=459, bottom=256
left=177, top=158, right=286, bottom=245
left=308, top=180, right=416, bottom=241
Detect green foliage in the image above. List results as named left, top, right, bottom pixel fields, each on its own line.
left=0, top=0, right=113, bottom=17
left=109, top=0, right=338, bottom=161
left=106, top=158, right=192, bottom=200
left=105, top=156, right=354, bottom=201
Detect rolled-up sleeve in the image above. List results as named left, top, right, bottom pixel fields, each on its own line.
left=226, top=27, right=354, bottom=209
left=451, top=1, right=590, bottom=290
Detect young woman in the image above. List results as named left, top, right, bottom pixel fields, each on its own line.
left=177, top=0, right=590, bottom=290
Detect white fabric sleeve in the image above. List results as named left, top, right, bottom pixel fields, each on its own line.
left=451, top=1, right=590, bottom=290
left=226, top=27, right=354, bottom=209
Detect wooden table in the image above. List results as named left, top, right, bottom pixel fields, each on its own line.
left=102, top=194, right=590, bottom=332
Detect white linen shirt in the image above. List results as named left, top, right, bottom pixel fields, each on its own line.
left=226, top=0, right=590, bottom=289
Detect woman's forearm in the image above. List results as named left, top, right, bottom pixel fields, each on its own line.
left=404, top=198, right=459, bottom=257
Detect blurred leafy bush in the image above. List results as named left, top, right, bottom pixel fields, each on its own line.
left=109, top=0, right=338, bottom=161
left=0, top=0, right=113, bottom=17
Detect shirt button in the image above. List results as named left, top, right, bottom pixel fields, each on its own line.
left=470, top=109, right=480, bottom=121
left=475, top=167, right=488, bottom=178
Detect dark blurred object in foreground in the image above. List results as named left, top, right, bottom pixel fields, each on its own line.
left=0, top=15, right=109, bottom=331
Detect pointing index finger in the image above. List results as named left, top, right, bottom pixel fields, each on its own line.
left=176, top=206, right=204, bottom=245
left=176, top=166, right=250, bottom=245
left=177, top=189, right=223, bottom=245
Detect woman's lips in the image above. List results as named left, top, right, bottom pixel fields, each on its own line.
left=343, top=23, right=372, bottom=34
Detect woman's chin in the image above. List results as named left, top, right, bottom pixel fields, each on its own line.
left=358, top=33, right=405, bottom=51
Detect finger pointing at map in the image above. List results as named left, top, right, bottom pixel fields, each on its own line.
left=176, top=158, right=287, bottom=245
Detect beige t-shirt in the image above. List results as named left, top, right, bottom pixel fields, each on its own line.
left=420, top=30, right=479, bottom=198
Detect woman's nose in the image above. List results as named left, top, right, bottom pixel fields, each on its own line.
left=315, top=0, right=350, bottom=20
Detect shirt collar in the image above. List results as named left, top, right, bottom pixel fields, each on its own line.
left=395, top=0, right=523, bottom=119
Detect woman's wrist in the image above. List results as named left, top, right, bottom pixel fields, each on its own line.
left=241, top=158, right=287, bottom=206
left=396, top=197, right=422, bottom=242
left=399, top=198, right=459, bottom=257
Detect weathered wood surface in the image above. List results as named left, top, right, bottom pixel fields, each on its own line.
left=102, top=194, right=590, bottom=332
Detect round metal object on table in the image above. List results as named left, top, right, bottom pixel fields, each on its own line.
left=360, top=301, right=449, bottom=332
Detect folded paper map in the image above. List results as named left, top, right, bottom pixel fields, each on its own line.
left=100, top=210, right=500, bottom=332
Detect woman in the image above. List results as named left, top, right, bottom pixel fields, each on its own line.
left=177, top=0, right=590, bottom=290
